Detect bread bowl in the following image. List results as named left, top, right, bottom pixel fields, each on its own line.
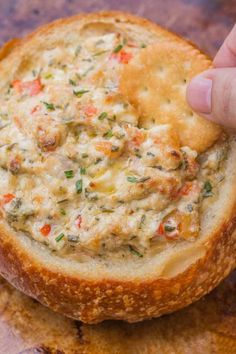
left=0, top=11, right=235, bottom=324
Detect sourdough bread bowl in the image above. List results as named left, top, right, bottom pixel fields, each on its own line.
left=0, top=11, right=235, bottom=324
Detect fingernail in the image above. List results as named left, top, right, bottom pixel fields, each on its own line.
left=186, top=77, right=212, bottom=114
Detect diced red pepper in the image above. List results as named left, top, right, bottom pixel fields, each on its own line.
left=156, top=222, right=165, bottom=236
left=12, top=78, right=43, bottom=96
left=178, top=183, right=192, bottom=196
left=76, top=215, right=82, bottom=228
left=31, top=105, right=41, bottom=114
left=110, top=50, right=133, bottom=64
left=40, top=224, right=51, bottom=237
left=84, top=105, right=97, bottom=117
left=3, top=193, right=15, bottom=204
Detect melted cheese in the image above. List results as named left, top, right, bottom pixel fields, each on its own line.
left=0, top=31, right=228, bottom=258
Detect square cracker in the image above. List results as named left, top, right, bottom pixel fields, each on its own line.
left=120, top=41, right=221, bottom=152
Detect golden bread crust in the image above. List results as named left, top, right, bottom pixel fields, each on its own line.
left=0, top=11, right=235, bottom=323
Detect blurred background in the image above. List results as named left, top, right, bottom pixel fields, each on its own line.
left=0, top=0, right=235, bottom=56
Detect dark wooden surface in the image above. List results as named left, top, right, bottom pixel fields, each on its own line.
left=0, top=1, right=235, bottom=353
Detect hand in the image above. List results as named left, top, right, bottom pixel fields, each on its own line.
left=186, top=24, right=236, bottom=129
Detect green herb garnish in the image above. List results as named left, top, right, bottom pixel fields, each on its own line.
left=55, top=233, right=65, bottom=242
left=76, top=179, right=83, bottom=194
left=129, top=245, right=143, bottom=258
left=73, top=89, right=89, bottom=97
left=203, top=181, right=213, bottom=198
left=98, top=112, right=108, bottom=120
left=69, top=79, right=77, bottom=86
left=127, top=176, right=138, bottom=183
left=42, top=101, right=55, bottom=111
left=64, top=170, right=74, bottom=179
left=93, top=50, right=108, bottom=56
left=103, top=130, right=113, bottom=138
left=82, top=153, right=88, bottom=158
left=80, top=167, right=86, bottom=175
left=113, top=44, right=123, bottom=53
left=127, top=176, right=150, bottom=183
left=60, top=208, right=66, bottom=216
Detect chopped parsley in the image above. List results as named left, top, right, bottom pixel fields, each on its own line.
left=76, top=179, right=83, bottom=194
left=42, top=101, right=55, bottom=111
left=64, top=170, right=74, bottom=179
left=55, top=233, right=65, bottom=242
left=203, top=180, right=213, bottom=198
left=113, top=44, right=123, bottom=53
left=98, top=112, right=108, bottom=120
left=129, top=245, right=143, bottom=258
left=73, top=89, right=89, bottom=97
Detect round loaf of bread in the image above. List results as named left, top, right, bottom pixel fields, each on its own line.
left=0, top=11, right=235, bottom=323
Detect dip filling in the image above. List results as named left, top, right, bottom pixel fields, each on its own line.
left=0, top=32, right=228, bottom=260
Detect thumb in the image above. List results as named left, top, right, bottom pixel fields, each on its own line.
left=186, top=68, right=236, bottom=129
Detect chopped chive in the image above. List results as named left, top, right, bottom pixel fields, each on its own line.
left=73, top=89, right=89, bottom=97
left=44, top=73, right=54, bottom=79
left=127, top=176, right=150, bottom=183
left=93, top=50, right=108, bottom=56
left=113, top=44, right=123, bottom=53
left=203, top=180, right=213, bottom=198
left=64, top=170, right=74, bottom=179
left=80, top=167, right=86, bottom=175
left=69, top=79, right=77, bottom=86
left=129, top=245, right=143, bottom=258
left=100, top=207, right=114, bottom=213
left=42, top=101, right=55, bottom=111
left=57, top=198, right=68, bottom=204
left=139, top=176, right=151, bottom=183
left=60, top=208, right=66, bottom=215
left=98, top=112, right=108, bottom=120
left=127, top=176, right=138, bottom=183
left=76, top=179, right=83, bottom=194
left=55, top=233, right=65, bottom=242
left=103, top=130, right=113, bottom=138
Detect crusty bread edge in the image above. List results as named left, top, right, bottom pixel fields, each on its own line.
left=0, top=11, right=235, bottom=323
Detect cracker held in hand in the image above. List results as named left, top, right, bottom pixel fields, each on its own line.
left=120, top=42, right=221, bottom=152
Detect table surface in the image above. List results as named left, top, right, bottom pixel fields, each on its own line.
left=0, top=1, right=236, bottom=353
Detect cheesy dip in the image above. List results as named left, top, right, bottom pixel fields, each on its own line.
left=0, top=31, right=227, bottom=259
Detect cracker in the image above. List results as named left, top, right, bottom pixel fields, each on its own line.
left=120, top=42, right=221, bottom=152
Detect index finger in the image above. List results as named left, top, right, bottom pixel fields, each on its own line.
left=213, top=24, right=236, bottom=68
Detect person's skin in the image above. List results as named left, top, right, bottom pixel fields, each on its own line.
left=186, top=24, right=236, bottom=129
